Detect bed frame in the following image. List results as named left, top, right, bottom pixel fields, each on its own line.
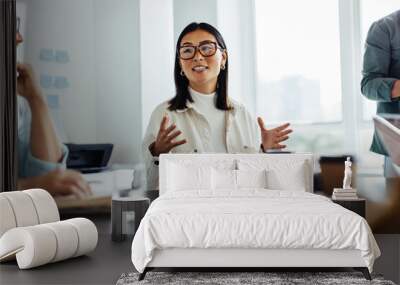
left=138, top=154, right=372, bottom=281
left=139, top=249, right=371, bottom=280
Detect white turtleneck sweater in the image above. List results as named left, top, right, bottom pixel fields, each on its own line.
left=188, top=87, right=227, bottom=153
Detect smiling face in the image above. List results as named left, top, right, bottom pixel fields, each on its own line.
left=179, top=29, right=226, bottom=94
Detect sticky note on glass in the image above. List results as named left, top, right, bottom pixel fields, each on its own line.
left=39, top=48, right=55, bottom=62
left=40, top=74, right=53, bottom=89
left=55, top=50, right=70, bottom=63
left=46, top=94, right=60, bottom=109
left=53, top=76, right=69, bottom=89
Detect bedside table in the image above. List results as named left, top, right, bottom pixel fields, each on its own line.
left=111, top=196, right=150, bottom=241
left=332, top=198, right=366, bottom=218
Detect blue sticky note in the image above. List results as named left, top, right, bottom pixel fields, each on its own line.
left=53, top=76, right=69, bottom=89
left=40, top=74, right=53, bottom=89
left=46, top=94, right=60, bottom=109
left=55, top=50, right=70, bottom=63
left=39, top=48, right=55, bottom=62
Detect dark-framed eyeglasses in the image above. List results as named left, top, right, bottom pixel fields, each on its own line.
left=178, top=41, right=223, bottom=60
left=16, top=17, right=20, bottom=34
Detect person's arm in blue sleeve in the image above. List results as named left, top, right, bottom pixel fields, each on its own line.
left=17, top=95, right=69, bottom=178
left=361, top=21, right=400, bottom=102
left=15, top=31, right=91, bottom=197
left=23, top=144, right=69, bottom=178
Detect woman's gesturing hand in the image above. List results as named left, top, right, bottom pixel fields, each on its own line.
left=150, top=115, right=187, bottom=157
left=257, top=117, right=292, bottom=151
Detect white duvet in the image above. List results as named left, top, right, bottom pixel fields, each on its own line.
left=131, top=190, right=380, bottom=273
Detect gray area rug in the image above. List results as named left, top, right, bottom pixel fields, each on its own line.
left=116, top=272, right=396, bottom=285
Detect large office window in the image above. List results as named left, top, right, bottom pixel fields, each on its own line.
left=255, top=0, right=344, bottom=154
left=255, top=0, right=342, bottom=124
left=254, top=0, right=399, bottom=171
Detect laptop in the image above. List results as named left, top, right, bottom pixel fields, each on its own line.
left=373, top=114, right=400, bottom=166
left=66, top=143, right=113, bottom=173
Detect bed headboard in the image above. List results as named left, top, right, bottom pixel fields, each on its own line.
left=159, top=153, right=314, bottom=195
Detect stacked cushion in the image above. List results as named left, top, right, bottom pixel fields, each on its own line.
left=0, top=218, right=98, bottom=269
left=0, top=189, right=59, bottom=237
left=0, top=189, right=97, bottom=269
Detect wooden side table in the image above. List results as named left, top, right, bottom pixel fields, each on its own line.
left=111, top=196, right=150, bottom=242
left=332, top=198, right=366, bottom=218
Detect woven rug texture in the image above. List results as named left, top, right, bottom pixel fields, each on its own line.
left=116, top=271, right=396, bottom=285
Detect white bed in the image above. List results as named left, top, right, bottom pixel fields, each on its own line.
left=131, top=154, right=380, bottom=280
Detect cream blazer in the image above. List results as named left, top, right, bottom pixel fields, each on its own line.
left=143, top=98, right=262, bottom=190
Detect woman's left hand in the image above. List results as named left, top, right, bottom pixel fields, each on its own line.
left=257, top=117, right=292, bottom=151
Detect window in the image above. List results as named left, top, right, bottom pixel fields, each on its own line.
left=255, top=0, right=342, bottom=124
left=254, top=0, right=398, bottom=171
left=255, top=0, right=344, bottom=154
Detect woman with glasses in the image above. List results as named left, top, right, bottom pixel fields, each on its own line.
left=143, top=22, right=292, bottom=190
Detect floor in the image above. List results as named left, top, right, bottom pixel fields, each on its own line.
left=0, top=214, right=134, bottom=285
left=373, top=234, right=400, bottom=284
left=1, top=174, right=399, bottom=285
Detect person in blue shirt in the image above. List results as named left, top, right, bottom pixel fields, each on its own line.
left=361, top=10, right=400, bottom=177
left=16, top=21, right=90, bottom=198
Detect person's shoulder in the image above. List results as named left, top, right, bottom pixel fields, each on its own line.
left=385, top=9, right=400, bottom=23
left=151, top=100, right=172, bottom=115
left=229, top=97, right=252, bottom=115
left=17, top=95, right=29, bottom=109
left=228, top=98, right=255, bottom=121
left=373, top=10, right=400, bottom=32
left=228, top=97, right=246, bottom=111
left=17, top=95, right=31, bottom=118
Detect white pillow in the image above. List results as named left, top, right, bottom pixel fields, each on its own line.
left=212, top=169, right=236, bottom=190
left=211, top=169, right=268, bottom=190
left=168, top=162, right=212, bottom=191
left=236, top=169, right=268, bottom=189
left=238, top=159, right=308, bottom=191
left=266, top=162, right=307, bottom=191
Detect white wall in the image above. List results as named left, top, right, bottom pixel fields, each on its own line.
left=140, top=0, right=174, bottom=137
left=19, top=0, right=97, bottom=144
left=173, top=0, right=217, bottom=43
left=93, top=0, right=142, bottom=164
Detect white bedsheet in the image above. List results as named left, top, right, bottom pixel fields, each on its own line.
left=131, top=190, right=380, bottom=273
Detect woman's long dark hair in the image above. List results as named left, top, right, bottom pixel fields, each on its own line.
left=168, top=22, right=232, bottom=111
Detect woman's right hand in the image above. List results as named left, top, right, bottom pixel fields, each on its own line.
left=150, top=115, right=187, bottom=157
left=18, top=169, right=92, bottom=199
